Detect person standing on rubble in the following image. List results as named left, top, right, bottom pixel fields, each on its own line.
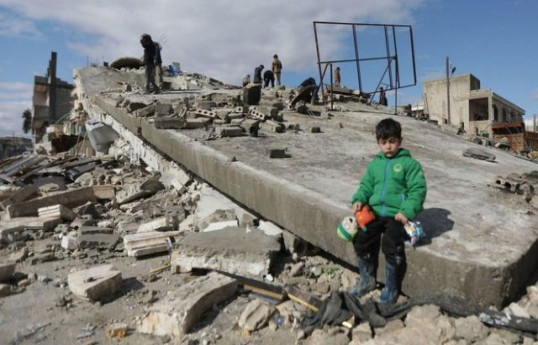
left=272, top=54, right=282, bottom=86
left=140, top=33, right=160, bottom=94
left=263, top=69, right=275, bottom=88
left=349, top=118, right=427, bottom=304
left=379, top=87, right=388, bottom=106
left=253, top=64, right=264, bottom=84
left=154, top=40, right=163, bottom=88
left=334, top=66, right=341, bottom=86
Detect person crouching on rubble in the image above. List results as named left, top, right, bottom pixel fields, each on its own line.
left=349, top=118, right=427, bottom=303
left=140, top=33, right=160, bottom=94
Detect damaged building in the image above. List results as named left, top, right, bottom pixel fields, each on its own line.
left=31, top=51, right=74, bottom=143
left=423, top=73, right=538, bottom=151
left=1, top=59, right=538, bottom=344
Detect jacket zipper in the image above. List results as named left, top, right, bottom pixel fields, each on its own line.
left=380, top=157, right=390, bottom=216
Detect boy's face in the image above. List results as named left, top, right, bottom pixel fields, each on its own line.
left=378, top=136, right=402, bottom=158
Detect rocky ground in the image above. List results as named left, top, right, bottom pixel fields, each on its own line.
left=1, top=137, right=537, bottom=345
left=1, top=73, right=538, bottom=344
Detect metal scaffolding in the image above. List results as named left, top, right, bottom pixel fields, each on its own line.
left=313, top=21, right=417, bottom=111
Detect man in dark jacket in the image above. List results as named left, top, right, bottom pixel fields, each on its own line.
left=140, top=33, right=160, bottom=93
left=263, top=70, right=275, bottom=88
left=253, top=65, right=264, bottom=84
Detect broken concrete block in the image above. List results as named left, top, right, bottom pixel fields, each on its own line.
left=61, top=232, right=78, bottom=250
left=138, top=272, right=237, bottom=337
left=202, top=219, right=239, bottom=232
left=7, top=187, right=97, bottom=219
left=154, top=103, right=172, bottom=116
left=134, top=104, right=156, bottom=117
left=92, top=185, right=116, bottom=200
left=257, top=220, right=283, bottom=237
left=160, top=168, right=192, bottom=194
left=260, top=120, right=284, bottom=133
left=238, top=299, right=275, bottom=332
left=78, top=232, right=120, bottom=250
left=154, top=117, right=185, bottom=129
left=243, top=84, right=262, bottom=105
left=256, top=106, right=279, bottom=119
left=194, top=100, right=216, bottom=110
left=266, top=145, right=288, bottom=158
left=123, top=231, right=181, bottom=257
left=194, top=108, right=217, bottom=118
left=171, top=227, right=281, bottom=277
left=38, top=204, right=76, bottom=221
left=0, top=184, right=38, bottom=208
left=106, top=322, right=129, bottom=338
left=463, top=148, right=496, bottom=162
left=217, top=126, right=243, bottom=138
left=0, top=216, right=62, bottom=239
left=248, top=108, right=268, bottom=121
left=0, top=262, right=16, bottom=283
left=138, top=216, right=178, bottom=233
left=184, top=118, right=210, bottom=129
left=239, top=119, right=260, bottom=137
left=310, top=126, right=321, bottom=133
left=68, top=264, right=122, bottom=301
left=125, top=101, right=147, bottom=113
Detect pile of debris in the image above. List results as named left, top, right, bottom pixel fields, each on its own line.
left=2, top=135, right=538, bottom=344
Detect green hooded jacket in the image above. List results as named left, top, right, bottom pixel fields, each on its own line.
left=351, top=148, right=427, bottom=220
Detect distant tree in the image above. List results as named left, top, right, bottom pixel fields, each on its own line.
left=22, top=108, right=32, bottom=134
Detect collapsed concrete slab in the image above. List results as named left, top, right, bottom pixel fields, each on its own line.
left=0, top=215, right=64, bottom=239
left=68, top=264, right=122, bottom=301
left=75, top=67, right=538, bottom=307
left=138, top=272, right=237, bottom=337
left=7, top=187, right=96, bottom=218
left=171, top=227, right=280, bottom=277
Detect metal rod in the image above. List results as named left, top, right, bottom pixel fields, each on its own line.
left=313, top=22, right=324, bottom=99
left=352, top=24, right=363, bottom=92
left=384, top=26, right=393, bottom=89
left=446, top=56, right=451, bottom=124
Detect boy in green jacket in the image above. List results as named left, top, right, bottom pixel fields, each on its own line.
left=350, top=118, right=427, bottom=303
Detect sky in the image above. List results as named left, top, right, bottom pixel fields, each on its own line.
left=1, top=0, right=537, bottom=138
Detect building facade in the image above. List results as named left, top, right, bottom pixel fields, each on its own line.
left=31, top=51, right=74, bottom=142
left=423, top=74, right=525, bottom=136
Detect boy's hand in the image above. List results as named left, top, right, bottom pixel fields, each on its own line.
left=352, top=202, right=362, bottom=213
left=395, top=212, right=408, bottom=224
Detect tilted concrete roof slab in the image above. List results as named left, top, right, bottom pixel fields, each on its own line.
left=75, top=67, right=538, bottom=307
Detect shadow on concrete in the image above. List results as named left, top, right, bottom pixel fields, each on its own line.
left=415, top=208, right=454, bottom=245
left=120, top=277, right=145, bottom=296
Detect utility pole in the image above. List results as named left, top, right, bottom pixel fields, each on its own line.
left=446, top=56, right=451, bottom=125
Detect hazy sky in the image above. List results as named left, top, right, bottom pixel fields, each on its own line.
left=1, top=0, right=537, bottom=137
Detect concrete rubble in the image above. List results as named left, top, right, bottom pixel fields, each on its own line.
left=138, top=272, right=237, bottom=337
left=67, top=264, right=122, bottom=301
left=171, top=226, right=281, bottom=277
left=0, top=64, right=537, bottom=344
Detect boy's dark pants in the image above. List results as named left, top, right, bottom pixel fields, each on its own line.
left=353, top=217, right=408, bottom=288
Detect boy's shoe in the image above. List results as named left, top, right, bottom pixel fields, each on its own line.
left=378, top=262, right=398, bottom=304
left=349, top=257, right=376, bottom=298
left=349, top=277, right=376, bottom=298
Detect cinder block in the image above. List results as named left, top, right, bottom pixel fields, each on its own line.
left=68, top=264, right=122, bottom=301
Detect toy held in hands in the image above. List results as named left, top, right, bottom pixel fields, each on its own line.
left=337, top=216, right=358, bottom=242
left=404, top=221, right=425, bottom=246
left=354, top=204, right=376, bottom=231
